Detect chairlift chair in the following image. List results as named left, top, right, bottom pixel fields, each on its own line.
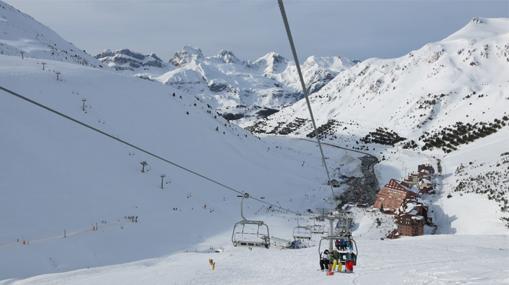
left=318, top=211, right=359, bottom=271
left=310, top=222, right=325, bottom=234
left=293, top=226, right=312, bottom=240
left=336, top=212, right=354, bottom=233
left=318, top=233, right=359, bottom=268
left=231, top=193, right=270, bottom=249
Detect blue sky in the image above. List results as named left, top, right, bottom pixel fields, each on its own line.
left=5, top=0, right=509, bottom=61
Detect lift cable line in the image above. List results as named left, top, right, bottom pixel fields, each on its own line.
left=278, top=4, right=360, bottom=266
left=277, top=0, right=335, bottom=197
left=0, top=85, right=299, bottom=215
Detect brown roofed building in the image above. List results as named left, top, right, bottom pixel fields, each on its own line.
left=373, top=179, right=418, bottom=212
left=395, top=214, right=425, bottom=236
left=394, top=198, right=430, bottom=236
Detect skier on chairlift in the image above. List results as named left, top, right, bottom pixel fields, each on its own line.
left=319, top=249, right=330, bottom=271
left=329, top=249, right=341, bottom=272
left=335, top=238, right=348, bottom=250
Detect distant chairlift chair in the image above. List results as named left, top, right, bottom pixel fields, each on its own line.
left=293, top=226, right=312, bottom=241
left=232, top=193, right=270, bottom=249
left=310, top=222, right=325, bottom=234
left=336, top=212, right=354, bottom=234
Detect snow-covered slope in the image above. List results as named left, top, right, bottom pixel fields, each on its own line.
left=438, top=127, right=509, bottom=233
left=0, top=1, right=99, bottom=67
left=0, top=4, right=359, bottom=278
left=3, top=223, right=508, bottom=285
left=0, top=53, right=361, bottom=279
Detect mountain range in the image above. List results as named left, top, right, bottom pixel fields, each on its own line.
left=96, top=46, right=352, bottom=125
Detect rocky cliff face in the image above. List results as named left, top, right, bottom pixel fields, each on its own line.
left=96, top=49, right=167, bottom=71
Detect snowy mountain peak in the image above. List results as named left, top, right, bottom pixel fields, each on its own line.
left=303, top=55, right=353, bottom=71
left=213, top=49, right=240, bottom=64
left=253, top=51, right=288, bottom=74
left=169, top=45, right=204, bottom=66
left=95, top=49, right=166, bottom=71
left=0, top=0, right=99, bottom=67
left=255, top=51, right=287, bottom=65
left=444, top=17, right=509, bottom=42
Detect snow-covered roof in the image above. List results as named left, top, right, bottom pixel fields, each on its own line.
left=411, top=216, right=424, bottom=221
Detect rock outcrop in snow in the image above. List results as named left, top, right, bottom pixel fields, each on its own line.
left=169, top=45, right=204, bottom=66
left=95, top=49, right=167, bottom=71
left=252, top=51, right=289, bottom=74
